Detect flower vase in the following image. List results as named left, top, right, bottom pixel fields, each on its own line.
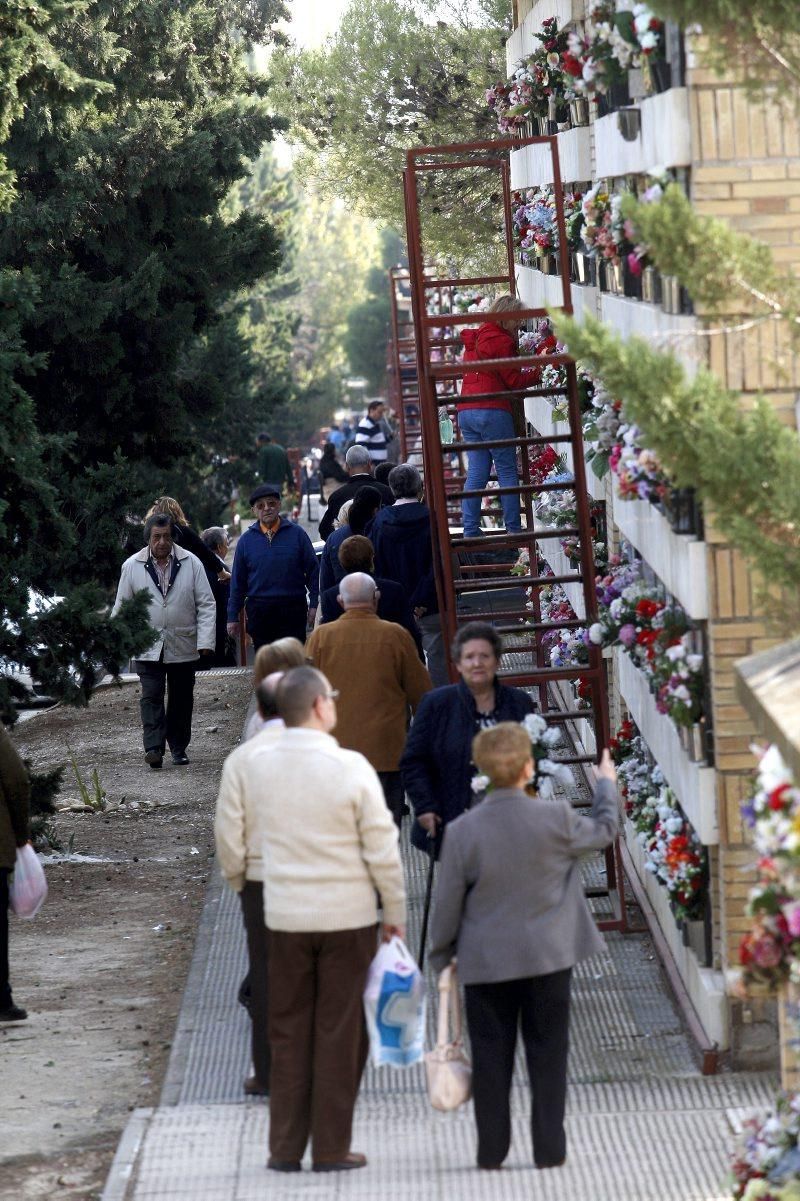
left=538, top=253, right=552, bottom=275
left=683, top=919, right=708, bottom=964
left=549, top=254, right=560, bottom=276
left=536, top=116, right=550, bottom=136
left=606, top=79, right=631, bottom=112
left=573, top=251, right=588, bottom=284
left=678, top=724, right=691, bottom=756
left=649, top=59, right=672, bottom=94
left=661, top=274, right=681, bottom=314
left=569, top=97, right=589, bottom=127
left=623, top=259, right=643, bottom=299
left=606, top=260, right=623, bottom=294
left=690, top=721, right=706, bottom=763
left=641, top=266, right=661, bottom=304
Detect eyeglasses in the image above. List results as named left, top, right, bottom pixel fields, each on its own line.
left=321, top=689, right=339, bottom=701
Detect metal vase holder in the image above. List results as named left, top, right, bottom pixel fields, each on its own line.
left=661, top=273, right=681, bottom=313
left=569, top=97, right=589, bottom=127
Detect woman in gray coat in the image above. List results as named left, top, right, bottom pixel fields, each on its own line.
left=429, top=723, right=618, bottom=1172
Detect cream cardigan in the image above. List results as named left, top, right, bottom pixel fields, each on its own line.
left=214, top=721, right=285, bottom=891
left=248, top=727, right=406, bottom=932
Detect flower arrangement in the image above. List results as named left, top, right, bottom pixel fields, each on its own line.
left=609, top=422, right=671, bottom=503
left=549, top=628, right=589, bottom=669
left=730, top=1092, right=800, bottom=1200
left=587, top=560, right=706, bottom=729
left=471, top=712, right=573, bottom=801
left=610, top=718, right=706, bottom=921
left=738, top=746, right=800, bottom=994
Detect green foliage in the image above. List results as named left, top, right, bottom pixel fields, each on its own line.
left=271, top=0, right=511, bottom=267
left=649, top=1, right=800, bottom=103
left=24, top=758, right=66, bottom=850
left=68, top=747, right=107, bottom=811
left=0, top=0, right=291, bottom=719
left=554, top=313, right=800, bottom=632
left=622, top=185, right=800, bottom=327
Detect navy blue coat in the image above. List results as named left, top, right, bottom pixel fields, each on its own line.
left=400, top=680, right=537, bottom=853
left=370, top=502, right=438, bottom=614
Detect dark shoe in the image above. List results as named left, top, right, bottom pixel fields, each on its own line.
left=171, top=751, right=190, bottom=766
left=536, top=1158, right=566, bottom=1170
left=145, top=749, right=163, bottom=769
left=244, top=1075, right=269, bottom=1097
left=312, top=1153, right=367, bottom=1172
left=0, top=1004, right=28, bottom=1022
left=478, top=1163, right=504, bottom=1171
left=267, top=1158, right=301, bottom=1173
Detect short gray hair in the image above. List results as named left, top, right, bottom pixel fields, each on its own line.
left=339, top=572, right=377, bottom=607
left=276, top=666, right=329, bottom=727
left=345, top=445, right=371, bottom=469
left=201, top=526, right=227, bottom=552
left=388, top=463, right=422, bottom=500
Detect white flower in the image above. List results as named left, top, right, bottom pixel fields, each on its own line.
left=588, top=622, right=604, bottom=645
left=523, top=713, right=547, bottom=741
left=664, top=643, right=686, bottom=662
left=757, top=744, right=794, bottom=794
left=471, top=774, right=490, bottom=795
left=686, top=654, right=703, bottom=672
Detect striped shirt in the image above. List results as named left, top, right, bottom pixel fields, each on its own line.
left=354, top=415, right=388, bottom=462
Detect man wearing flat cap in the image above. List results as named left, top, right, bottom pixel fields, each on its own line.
left=227, top=484, right=319, bottom=650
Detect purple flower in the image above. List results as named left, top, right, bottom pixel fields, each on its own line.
left=619, top=623, right=636, bottom=647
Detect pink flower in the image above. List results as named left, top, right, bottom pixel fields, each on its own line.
left=619, top=623, right=636, bottom=647
left=751, top=933, right=783, bottom=969
left=784, top=901, right=800, bottom=938
left=627, top=251, right=642, bottom=276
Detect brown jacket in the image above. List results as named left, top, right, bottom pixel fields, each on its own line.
left=305, top=609, right=433, bottom=771
left=0, top=725, right=31, bottom=869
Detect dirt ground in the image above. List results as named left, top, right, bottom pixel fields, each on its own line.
left=0, top=670, right=252, bottom=1200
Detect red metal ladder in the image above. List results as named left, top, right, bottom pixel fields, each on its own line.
left=403, top=135, right=627, bottom=932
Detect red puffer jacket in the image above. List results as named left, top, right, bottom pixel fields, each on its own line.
left=457, top=321, right=530, bottom=413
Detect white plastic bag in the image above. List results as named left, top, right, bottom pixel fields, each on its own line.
left=9, top=844, right=48, bottom=919
left=363, top=936, right=426, bottom=1067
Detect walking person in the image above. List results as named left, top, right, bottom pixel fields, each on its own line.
left=244, top=638, right=307, bottom=742
left=214, top=673, right=287, bottom=1096
left=318, top=535, right=423, bottom=658
left=354, top=400, right=390, bottom=465
left=255, top=432, right=295, bottom=496
left=457, top=294, right=532, bottom=539
left=226, top=484, right=319, bottom=651
left=145, top=497, right=231, bottom=588
left=305, top=574, right=432, bottom=823
left=318, top=485, right=382, bottom=594
left=199, top=526, right=236, bottom=668
left=318, top=445, right=393, bottom=541
left=400, top=621, right=536, bottom=852
left=258, top=666, right=406, bottom=1172
left=318, top=442, right=348, bottom=502
left=0, top=725, right=31, bottom=1022
left=429, top=724, right=618, bottom=1170
left=112, top=513, right=216, bottom=768
left=370, top=463, right=446, bottom=686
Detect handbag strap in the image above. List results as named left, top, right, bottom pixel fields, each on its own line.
left=437, top=964, right=463, bottom=1047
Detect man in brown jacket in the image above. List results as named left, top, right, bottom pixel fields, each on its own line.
left=305, top=573, right=432, bottom=823
left=0, top=724, right=31, bottom=1021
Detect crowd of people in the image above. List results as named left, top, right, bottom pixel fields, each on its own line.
left=1, top=344, right=621, bottom=1175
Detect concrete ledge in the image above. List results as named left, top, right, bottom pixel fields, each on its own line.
left=616, top=649, right=718, bottom=845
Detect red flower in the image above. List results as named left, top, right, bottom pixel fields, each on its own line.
left=768, top=784, right=791, bottom=811
left=635, top=598, right=660, bottom=620
left=636, top=629, right=657, bottom=646
left=561, top=53, right=583, bottom=77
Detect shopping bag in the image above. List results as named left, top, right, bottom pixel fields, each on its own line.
left=425, top=963, right=472, bottom=1111
left=363, top=936, right=426, bottom=1068
left=9, top=843, right=48, bottom=919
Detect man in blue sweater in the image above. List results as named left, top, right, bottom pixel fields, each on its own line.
left=227, top=484, right=319, bottom=650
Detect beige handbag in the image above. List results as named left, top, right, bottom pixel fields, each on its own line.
left=424, top=964, right=472, bottom=1111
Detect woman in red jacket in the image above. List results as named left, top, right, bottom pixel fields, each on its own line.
left=457, top=294, right=530, bottom=539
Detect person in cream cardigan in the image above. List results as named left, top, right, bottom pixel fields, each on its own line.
left=252, top=665, right=406, bottom=1175
left=429, top=722, right=619, bottom=1173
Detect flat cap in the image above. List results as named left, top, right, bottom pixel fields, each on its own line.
left=249, top=483, right=282, bottom=504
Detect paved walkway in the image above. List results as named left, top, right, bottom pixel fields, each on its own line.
left=101, top=774, right=776, bottom=1201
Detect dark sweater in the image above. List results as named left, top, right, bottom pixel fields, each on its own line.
left=318, top=475, right=394, bottom=541
left=370, top=502, right=438, bottom=614
left=400, top=681, right=537, bottom=852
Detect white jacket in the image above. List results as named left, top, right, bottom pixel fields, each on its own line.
left=111, top=545, right=216, bottom=663
left=250, top=728, right=406, bottom=932
left=214, top=720, right=285, bottom=890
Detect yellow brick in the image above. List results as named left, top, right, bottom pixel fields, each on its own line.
left=697, top=89, right=719, bottom=160
left=785, top=116, right=800, bottom=158
left=751, top=163, right=789, bottom=181
left=694, top=165, right=752, bottom=183
left=713, top=549, right=734, bottom=618
left=712, top=639, right=752, bottom=655
left=766, top=105, right=786, bottom=157
left=717, top=752, right=760, bottom=770
left=711, top=620, right=765, bottom=638
left=715, top=88, right=735, bottom=159
left=732, top=89, right=752, bottom=158
left=693, top=182, right=732, bottom=200
left=748, top=103, right=768, bottom=158
left=733, top=181, right=800, bottom=197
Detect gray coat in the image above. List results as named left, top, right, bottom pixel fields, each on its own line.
left=429, top=779, right=618, bottom=984
left=111, top=545, right=216, bottom=663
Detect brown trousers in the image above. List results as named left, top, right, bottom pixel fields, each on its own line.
left=239, top=881, right=270, bottom=1088
left=267, top=924, right=377, bottom=1164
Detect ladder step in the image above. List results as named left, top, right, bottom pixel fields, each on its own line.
left=451, top=526, right=581, bottom=547
left=453, top=481, right=579, bottom=499
left=453, top=573, right=583, bottom=592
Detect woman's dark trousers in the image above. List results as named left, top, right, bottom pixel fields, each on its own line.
left=0, top=869, right=11, bottom=1008
left=240, top=881, right=270, bottom=1088
left=464, top=968, right=572, bottom=1168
